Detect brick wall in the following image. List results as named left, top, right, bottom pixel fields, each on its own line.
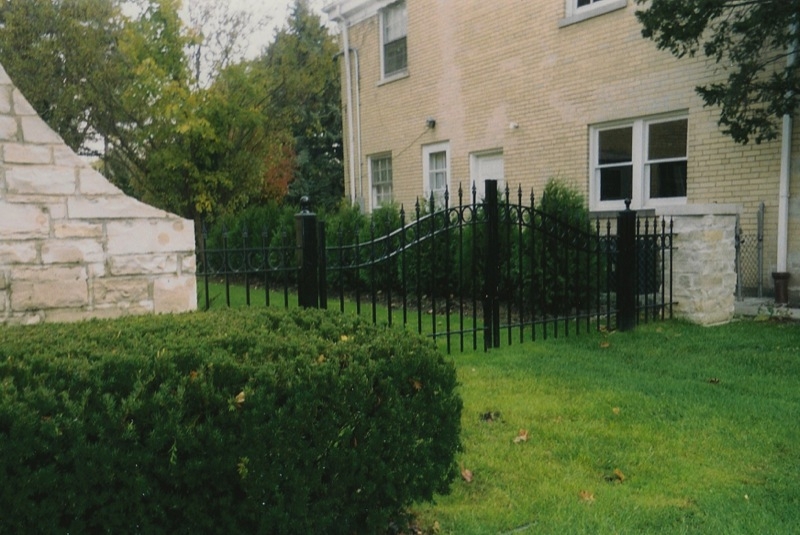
left=0, top=64, right=196, bottom=324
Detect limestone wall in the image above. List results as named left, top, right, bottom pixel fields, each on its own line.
left=659, top=205, right=739, bottom=326
left=0, top=65, right=196, bottom=325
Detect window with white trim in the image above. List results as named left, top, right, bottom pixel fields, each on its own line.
left=560, top=0, right=627, bottom=27
left=370, top=154, right=393, bottom=208
left=381, top=1, right=407, bottom=79
left=423, top=142, right=450, bottom=203
left=590, top=115, right=688, bottom=211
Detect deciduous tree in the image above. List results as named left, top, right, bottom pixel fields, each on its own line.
left=1, top=0, right=273, bottom=224
left=635, top=0, right=799, bottom=144
left=0, top=0, right=123, bottom=153
left=0, top=0, right=344, bottom=223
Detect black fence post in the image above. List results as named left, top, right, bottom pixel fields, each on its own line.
left=318, top=220, right=327, bottom=310
left=617, top=199, right=637, bottom=331
left=295, top=196, right=319, bottom=308
left=484, top=179, right=501, bottom=349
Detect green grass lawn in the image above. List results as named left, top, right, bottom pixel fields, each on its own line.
left=411, top=319, right=800, bottom=534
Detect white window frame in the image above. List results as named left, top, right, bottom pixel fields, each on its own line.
left=589, top=113, right=688, bottom=212
left=422, top=142, right=450, bottom=204
left=369, top=153, right=393, bottom=210
left=560, top=0, right=627, bottom=27
left=379, top=0, right=408, bottom=81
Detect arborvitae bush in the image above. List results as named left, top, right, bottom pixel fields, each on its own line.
left=0, top=308, right=462, bottom=534
left=324, top=201, right=369, bottom=291
left=201, top=201, right=298, bottom=276
left=512, top=178, right=602, bottom=314
left=204, top=200, right=297, bottom=250
left=400, top=197, right=460, bottom=299
left=356, top=204, right=403, bottom=291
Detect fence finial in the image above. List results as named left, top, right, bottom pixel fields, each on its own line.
left=300, top=196, right=311, bottom=213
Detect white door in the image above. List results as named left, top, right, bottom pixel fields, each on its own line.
left=471, top=151, right=504, bottom=201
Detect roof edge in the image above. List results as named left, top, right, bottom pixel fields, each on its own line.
left=323, top=0, right=397, bottom=25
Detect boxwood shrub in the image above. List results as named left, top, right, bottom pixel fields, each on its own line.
left=0, top=308, right=462, bottom=534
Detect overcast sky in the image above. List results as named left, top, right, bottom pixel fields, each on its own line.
left=231, top=0, right=330, bottom=58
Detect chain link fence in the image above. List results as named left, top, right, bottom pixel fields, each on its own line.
left=735, top=202, right=765, bottom=300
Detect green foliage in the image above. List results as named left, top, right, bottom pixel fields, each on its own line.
left=0, top=0, right=344, bottom=221
left=324, top=200, right=369, bottom=246
left=324, top=202, right=403, bottom=292
left=318, top=202, right=366, bottom=292
left=105, top=0, right=270, bottom=222
left=262, top=0, right=344, bottom=212
left=538, top=178, right=591, bottom=228
left=401, top=197, right=461, bottom=299
left=355, top=204, right=403, bottom=291
left=0, top=0, right=122, bottom=153
left=0, top=308, right=462, bottom=534
left=204, top=201, right=297, bottom=251
left=522, top=179, right=602, bottom=315
left=635, top=0, right=800, bottom=144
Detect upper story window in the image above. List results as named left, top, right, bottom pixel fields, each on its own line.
left=589, top=114, right=688, bottom=211
left=560, top=0, right=627, bottom=27
left=423, top=142, right=450, bottom=204
left=381, top=1, right=407, bottom=79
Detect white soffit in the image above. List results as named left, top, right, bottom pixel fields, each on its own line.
left=323, top=0, right=397, bottom=25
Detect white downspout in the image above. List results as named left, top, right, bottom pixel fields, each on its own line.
left=336, top=9, right=357, bottom=206
left=352, top=48, right=363, bottom=210
left=777, top=25, right=797, bottom=274
left=777, top=115, right=792, bottom=273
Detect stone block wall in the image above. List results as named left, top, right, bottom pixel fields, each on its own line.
left=0, top=64, right=196, bottom=325
left=659, top=205, right=739, bottom=326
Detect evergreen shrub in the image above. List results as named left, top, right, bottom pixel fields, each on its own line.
left=0, top=308, right=462, bottom=534
left=509, top=179, right=603, bottom=314
left=205, top=201, right=297, bottom=250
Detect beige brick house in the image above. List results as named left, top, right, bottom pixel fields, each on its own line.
left=323, top=0, right=800, bottom=305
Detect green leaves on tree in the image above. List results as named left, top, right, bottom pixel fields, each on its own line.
left=635, top=0, right=799, bottom=144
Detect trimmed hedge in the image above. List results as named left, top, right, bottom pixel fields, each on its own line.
left=0, top=308, right=462, bottom=534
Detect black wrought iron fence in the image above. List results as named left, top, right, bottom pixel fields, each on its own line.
left=198, top=222, right=297, bottom=309
left=197, top=181, right=674, bottom=352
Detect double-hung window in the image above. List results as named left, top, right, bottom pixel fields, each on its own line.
left=423, top=142, right=450, bottom=204
left=370, top=154, right=393, bottom=208
left=381, top=1, right=407, bottom=79
left=590, top=115, right=688, bottom=211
